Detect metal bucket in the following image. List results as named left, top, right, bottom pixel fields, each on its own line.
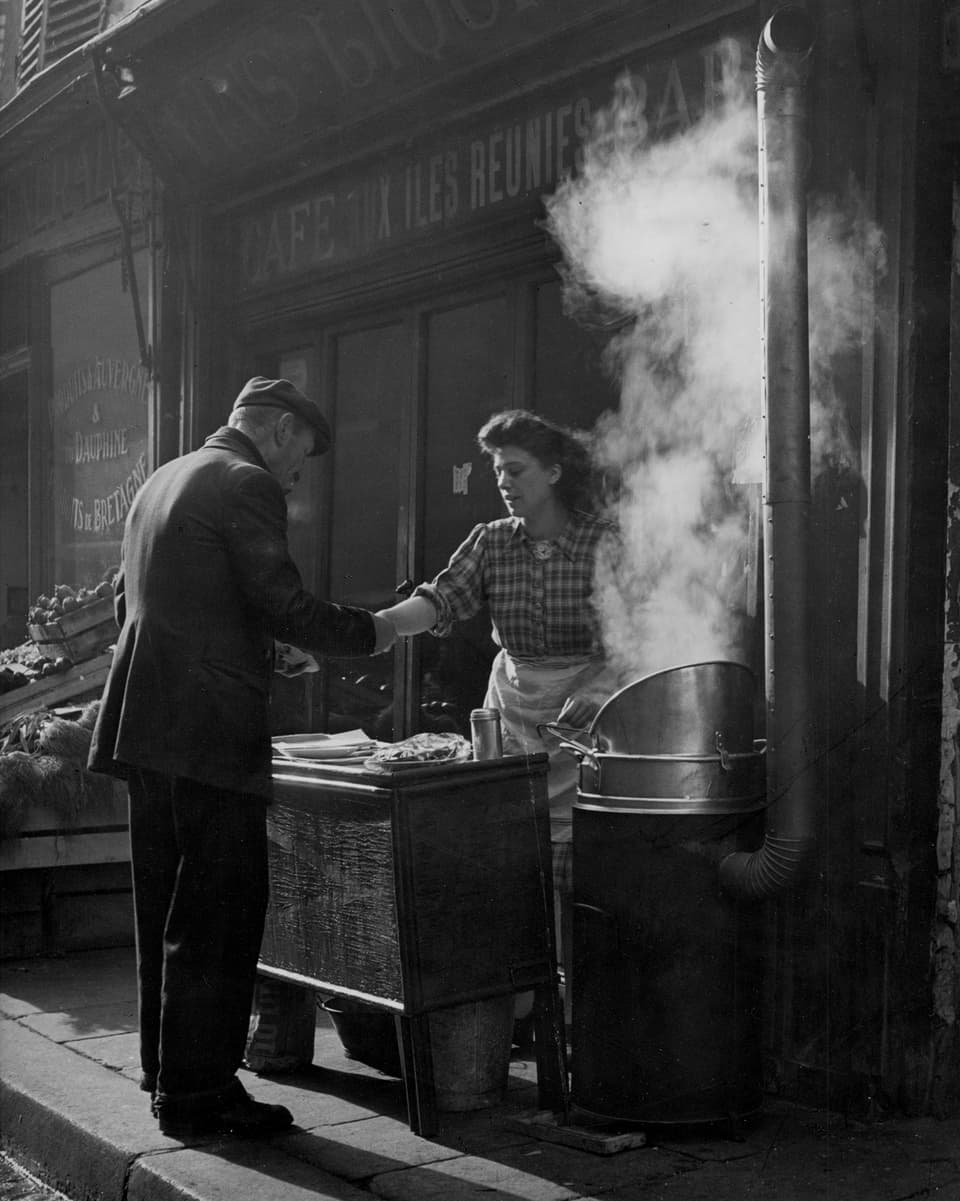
left=323, top=995, right=513, bottom=1111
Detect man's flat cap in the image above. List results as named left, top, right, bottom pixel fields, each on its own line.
left=232, top=376, right=331, bottom=455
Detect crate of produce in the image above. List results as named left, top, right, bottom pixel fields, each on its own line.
left=28, top=595, right=118, bottom=665
left=1, top=702, right=132, bottom=958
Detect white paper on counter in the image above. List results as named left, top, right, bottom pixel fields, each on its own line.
left=272, top=729, right=381, bottom=761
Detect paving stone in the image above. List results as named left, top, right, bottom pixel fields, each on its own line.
left=370, top=1153, right=583, bottom=1201
left=128, top=1142, right=371, bottom=1201
left=66, top=1031, right=142, bottom=1080
left=580, top=1161, right=761, bottom=1201
left=745, top=1121, right=960, bottom=1201
left=20, top=1001, right=138, bottom=1044
left=278, top=1114, right=464, bottom=1180
left=0, top=951, right=136, bottom=1013
left=236, top=1067, right=404, bottom=1128
left=477, top=1138, right=696, bottom=1197
left=590, top=1152, right=960, bottom=1201
left=599, top=1117, right=960, bottom=1201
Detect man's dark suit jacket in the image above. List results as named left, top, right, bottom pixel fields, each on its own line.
left=89, top=426, right=375, bottom=798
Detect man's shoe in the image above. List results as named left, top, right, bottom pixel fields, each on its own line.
left=156, top=1079, right=293, bottom=1139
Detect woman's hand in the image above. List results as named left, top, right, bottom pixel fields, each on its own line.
left=371, top=613, right=397, bottom=655
left=557, top=693, right=598, bottom=731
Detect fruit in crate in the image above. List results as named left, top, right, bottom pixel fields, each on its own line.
left=0, top=642, right=71, bottom=695
left=27, top=573, right=119, bottom=666
left=28, top=574, right=115, bottom=627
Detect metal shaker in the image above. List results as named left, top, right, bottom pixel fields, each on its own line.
left=470, top=708, right=503, bottom=759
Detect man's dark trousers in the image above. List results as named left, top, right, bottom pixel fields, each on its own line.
left=128, top=767, right=269, bottom=1101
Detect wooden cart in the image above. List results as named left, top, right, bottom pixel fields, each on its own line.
left=258, top=751, right=568, bottom=1135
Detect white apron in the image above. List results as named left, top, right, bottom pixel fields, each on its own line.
left=483, top=648, right=598, bottom=844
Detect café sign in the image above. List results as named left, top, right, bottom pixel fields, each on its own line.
left=234, top=35, right=748, bottom=291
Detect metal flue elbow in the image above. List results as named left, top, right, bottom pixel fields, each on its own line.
left=756, top=5, right=815, bottom=92
left=720, top=6, right=817, bottom=902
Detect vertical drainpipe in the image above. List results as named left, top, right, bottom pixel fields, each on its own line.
left=719, top=6, right=818, bottom=899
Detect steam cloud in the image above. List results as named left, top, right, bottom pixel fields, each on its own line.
left=545, top=40, right=884, bottom=684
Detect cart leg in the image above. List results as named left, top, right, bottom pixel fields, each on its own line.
left=396, top=1013, right=438, bottom=1136
left=532, top=980, right=570, bottom=1119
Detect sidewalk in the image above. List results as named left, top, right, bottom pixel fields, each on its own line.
left=1, top=947, right=959, bottom=1201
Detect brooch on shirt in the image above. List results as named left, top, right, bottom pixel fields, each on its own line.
left=532, top=540, right=555, bottom=561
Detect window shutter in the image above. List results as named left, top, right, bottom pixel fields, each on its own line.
left=17, top=0, right=45, bottom=85
left=17, top=0, right=104, bottom=85
left=45, top=0, right=103, bottom=59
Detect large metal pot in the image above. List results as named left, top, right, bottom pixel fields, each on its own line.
left=543, top=661, right=766, bottom=815
left=554, top=734, right=766, bottom=815
left=590, top=660, right=759, bottom=755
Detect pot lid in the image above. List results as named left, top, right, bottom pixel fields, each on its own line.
left=589, top=660, right=759, bottom=756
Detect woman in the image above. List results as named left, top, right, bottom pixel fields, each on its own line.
left=376, top=409, right=618, bottom=1012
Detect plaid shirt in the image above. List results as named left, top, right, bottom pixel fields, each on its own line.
left=415, top=511, right=615, bottom=659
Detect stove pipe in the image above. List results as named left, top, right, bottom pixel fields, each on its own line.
left=719, top=6, right=817, bottom=899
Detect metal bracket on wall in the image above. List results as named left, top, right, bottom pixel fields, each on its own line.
left=91, top=53, right=153, bottom=375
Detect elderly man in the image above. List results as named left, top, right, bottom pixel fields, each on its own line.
left=89, top=377, right=394, bottom=1138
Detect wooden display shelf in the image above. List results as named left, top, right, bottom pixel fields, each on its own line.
left=0, top=651, right=113, bottom=727
left=1, top=780, right=132, bottom=959
left=0, top=782, right=129, bottom=872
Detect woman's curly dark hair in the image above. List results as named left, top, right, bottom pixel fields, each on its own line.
left=476, top=409, right=599, bottom=513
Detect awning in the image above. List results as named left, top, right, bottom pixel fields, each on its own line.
left=2, top=0, right=749, bottom=202
left=91, top=0, right=643, bottom=200
left=0, top=0, right=221, bottom=176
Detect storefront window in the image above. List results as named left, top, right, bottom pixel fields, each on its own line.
left=533, top=278, right=614, bottom=429
left=414, top=282, right=617, bottom=736
left=277, top=349, right=323, bottom=593
left=324, top=320, right=406, bottom=738
left=247, top=278, right=619, bottom=743
left=0, top=374, right=29, bottom=649
left=49, top=254, right=151, bottom=592
left=417, top=293, right=511, bottom=736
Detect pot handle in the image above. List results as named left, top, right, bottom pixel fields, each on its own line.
left=556, top=740, right=601, bottom=772
left=545, top=730, right=595, bottom=768
left=538, top=722, right=599, bottom=768
left=715, top=732, right=768, bottom=770
left=537, top=721, right=590, bottom=741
